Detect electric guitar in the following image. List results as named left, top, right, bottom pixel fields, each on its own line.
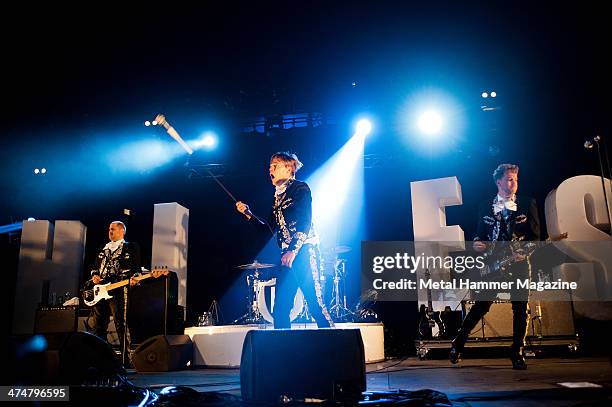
left=475, top=233, right=568, bottom=282
left=82, top=266, right=170, bottom=306
left=418, top=268, right=446, bottom=338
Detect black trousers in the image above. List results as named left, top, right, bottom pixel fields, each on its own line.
left=458, top=300, right=529, bottom=352
left=273, top=244, right=334, bottom=329
left=86, top=287, right=128, bottom=355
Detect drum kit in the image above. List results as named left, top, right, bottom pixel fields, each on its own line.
left=232, top=260, right=277, bottom=324
left=233, top=245, right=358, bottom=324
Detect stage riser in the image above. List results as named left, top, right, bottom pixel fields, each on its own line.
left=184, top=323, right=385, bottom=367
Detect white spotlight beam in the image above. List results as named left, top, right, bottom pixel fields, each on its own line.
left=153, top=114, right=193, bottom=155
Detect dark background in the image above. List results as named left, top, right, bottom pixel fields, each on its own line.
left=2, top=2, right=610, bottom=353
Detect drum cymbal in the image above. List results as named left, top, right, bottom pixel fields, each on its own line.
left=236, top=260, right=276, bottom=270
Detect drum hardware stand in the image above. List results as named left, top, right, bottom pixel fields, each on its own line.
left=293, top=296, right=314, bottom=323
left=328, top=259, right=355, bottom=321
left=233, top=261, right=275, bottom=324
left=208, top=299, right=221, bottom=325
left=233, top=271, right=264, bottom=324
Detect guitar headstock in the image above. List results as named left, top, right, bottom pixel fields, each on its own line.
left=151, top=265, right=170, bottom=278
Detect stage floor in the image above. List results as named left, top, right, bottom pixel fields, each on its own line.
left=127, top=356, right=611, bottom=405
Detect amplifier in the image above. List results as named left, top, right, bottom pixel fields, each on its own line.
left=34, top=306, right=78, bottom=334
left=465, top=300, right=575, bottom=339
left=466, top=301, right=513, bottom=338
left=128, top=272, right=184, bottom=344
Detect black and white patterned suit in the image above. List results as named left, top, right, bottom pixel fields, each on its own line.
left=453, top=195, right=540, bottom=361
left=86, top=240, right=141, bottom=349
left=256, top=178, right=334, bottom=329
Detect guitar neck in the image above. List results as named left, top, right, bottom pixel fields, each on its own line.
left=106, top=273, right=153, bottom=291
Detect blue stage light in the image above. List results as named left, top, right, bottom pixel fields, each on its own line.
left=417, top=110, right=443, bottom=135
left=355, top=119, right=373, bottom=137
left=108, top=139, right=181, bottom=172
left=190, top=132, right=218, bottom=151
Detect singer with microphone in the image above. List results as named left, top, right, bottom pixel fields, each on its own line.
left=236, top=152, right=334, bottom=329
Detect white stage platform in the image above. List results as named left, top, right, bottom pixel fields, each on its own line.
left=184, top=322, right=385, bottom=368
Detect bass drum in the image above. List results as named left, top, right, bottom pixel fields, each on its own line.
left=256, top=278, right=304, bottom=323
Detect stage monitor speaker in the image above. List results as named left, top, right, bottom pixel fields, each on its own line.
left=240, top=329, right=366, bottom=403
left=132, top=334, right=192, bottom=372
left=58, top=331, right=125, bottom=385
left=128, top=272, right=183, bottom=344
left=34, top=306, right=78, bottom=334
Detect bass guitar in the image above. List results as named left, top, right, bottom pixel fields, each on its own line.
left=475, top=233, right=568, bottom=282
left=82, top=266, right=169, bottom=306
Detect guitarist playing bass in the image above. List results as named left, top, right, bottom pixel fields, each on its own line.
left=84, top=221, right=141, bottom=366
left=449, top=164, right=540, bottom=370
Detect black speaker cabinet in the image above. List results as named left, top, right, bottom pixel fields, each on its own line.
left=34, top=306, right=78, bottom=334
left=10, top=331, right=123, bottom=385
left=240, top=329, right=366, bottom=403
left=58, top=331, right=125, bottom=384
left=128, top=272, right=184, bottom=344
left=132, top=335, right=193, bottom=372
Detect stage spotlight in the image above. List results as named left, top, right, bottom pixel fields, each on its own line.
left=41, top=168, right=47, bottom=174
left=490, top=91, right=497, bottom=98
left=190, top=132, right=218, bottom=151
left=355, top=119, right=372, bottom=137
left=27, top=217, right=36, bottom=222
left=152, top=120, right=158, bottom=126
left=417, top=111, right=443, bottom=135
left=34, top=168, right=40, bottom=174
left=481, top=92, right=489, bottom=98
left=202, top=134, right=217, bottom=148
left=144, top=120, right=151, bottom=126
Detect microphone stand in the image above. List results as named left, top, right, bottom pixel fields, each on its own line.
left=593, top=136, right=612, bottom=231
left=191, top=166, right=274, bottom=234
left=586, top=135, right=612, bottom=232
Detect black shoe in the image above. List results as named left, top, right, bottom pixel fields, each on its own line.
left=511, top=353, right=527, bottom=370
left=449, top=345, right=461, bottom=364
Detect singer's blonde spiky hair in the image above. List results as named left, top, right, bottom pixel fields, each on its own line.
left=270, top=152, right=303, bottom=175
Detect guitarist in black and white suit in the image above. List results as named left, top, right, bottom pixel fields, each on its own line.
left=85, top=221, right=141, bottom=362
left=449, top=163, right=540, bottom=369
